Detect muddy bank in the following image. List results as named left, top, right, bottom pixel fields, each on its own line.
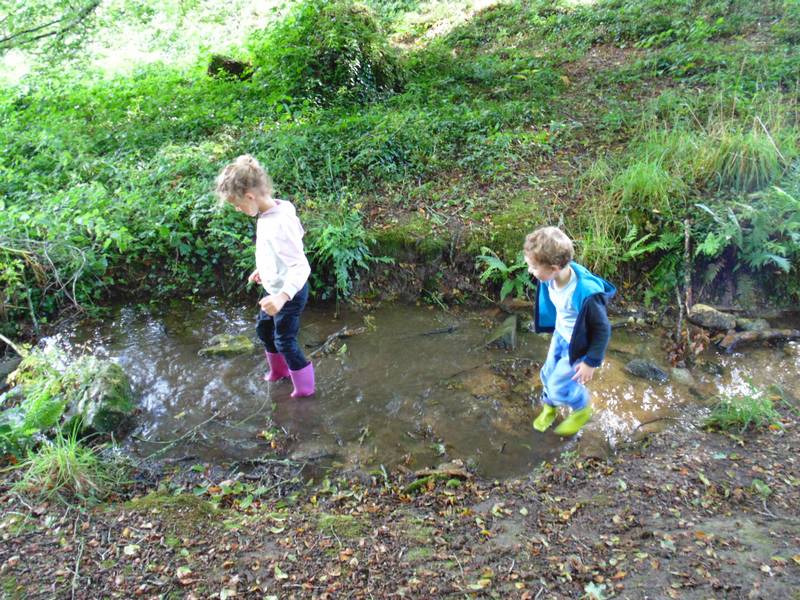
left=2, top=395, right=799, bottom=599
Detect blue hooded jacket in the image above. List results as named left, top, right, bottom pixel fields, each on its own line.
left=533, top=262, right=616, bottom=367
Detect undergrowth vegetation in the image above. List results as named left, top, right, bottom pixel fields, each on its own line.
left=1, top=0, right=799, bottom=337
left=703, top=386, right=782, bottom=433
left=13, top=428, right=125, bottom=503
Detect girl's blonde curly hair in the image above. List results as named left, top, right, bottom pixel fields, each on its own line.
left=215, top=154, right=273, bottom=202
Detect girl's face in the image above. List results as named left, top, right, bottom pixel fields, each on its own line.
left=229, top=192, right=260, bottom=217
left=524, top=255, right=559, bottom=282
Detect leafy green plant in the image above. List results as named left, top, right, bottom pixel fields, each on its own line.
left=476, top=248, right=532, bottom=301
left=703, top=387, right=781, bottom=433
left=695, top=185, right=800, bottom=274
left=772, top=0, right=800, bottom=43
left=305, top=198, right=391, bottom=302
left=5, top=348, right=71, bottom=443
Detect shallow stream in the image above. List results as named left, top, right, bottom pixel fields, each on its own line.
left=54, top=300, right=800, bottom=478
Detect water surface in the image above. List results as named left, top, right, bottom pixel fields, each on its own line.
left=55, top=300, right=800, bottom=478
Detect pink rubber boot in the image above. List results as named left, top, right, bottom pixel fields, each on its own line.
left=289, top=362, right=315, bottom=398
left=264, top=351, right=290, bottom=382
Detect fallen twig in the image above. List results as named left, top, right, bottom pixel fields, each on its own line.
left=308, top=326, right=367, bottom=358
left=0, top=333, right=26, bottom=357
left=137, top=410, right=224, bottom=464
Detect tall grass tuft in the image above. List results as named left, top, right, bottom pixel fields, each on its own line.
left=697, top=122, right=788, bottom=192
left=703, top=389, right=781, bottom=433
left=14, top=429, right=124, bottom=503
left=610, top=159, right=686, bottom=220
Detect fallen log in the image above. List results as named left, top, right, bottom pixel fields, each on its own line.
left=719, top=328, right=800, bottom=352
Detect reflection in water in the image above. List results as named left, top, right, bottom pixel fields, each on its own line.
left=56, top=300, right=800, bottom=478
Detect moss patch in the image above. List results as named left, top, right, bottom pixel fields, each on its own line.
left=317, top=513, right=367, bottom=539
left=123, top=492, right=218, bottom=519
left=404, top=546, right=435, bottom=562
left=372, top=214, right=450, bottom=261
left=471, top=191, right=553, bottom=260
left=401, top=516, right=435, bottom=544
left=2, top=576, right=25, bottom=600
left=197, top=334, right=257, bottom=357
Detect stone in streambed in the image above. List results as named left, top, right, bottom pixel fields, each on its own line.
left=670, top=367, right=695, bottom=387
left=624, top=359, right=669, bottom=383
left=735, top=317, right=770, bottom=332
left=576, top=422, right=612, bottom=461
left=198, top=334, right=256, bottom=357
left=687, top=304, right=736, bottom=331
left=72, top=361, right=135, bottom=434
left=486, top=315, right=518, bottom=351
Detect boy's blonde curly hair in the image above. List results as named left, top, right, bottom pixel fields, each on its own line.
left=524, top=226, right=574, bottom=268
left=215, top=154, right=273, bottom=202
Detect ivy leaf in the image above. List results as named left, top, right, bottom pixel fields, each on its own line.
left=584, top=582, right=607, bottom=600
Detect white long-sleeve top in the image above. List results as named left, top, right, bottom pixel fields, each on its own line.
left=255, top=200, right=311, bottom=300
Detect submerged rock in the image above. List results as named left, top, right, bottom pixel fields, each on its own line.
left=290, top=442, right=337, bottom=462
left=624, top=359, right=669, bottom=383
left=670, top=367, right=695, bottom=387
left=72, top=361, right=135, bottom=434
left=577, top=422, right=612, bottom=461
left=486, top=315, right=518, bottom=351
left=696, top=359, right=725, bottom=376
left=687, top=304, right=736, bottom=331
left=198, top=334, right=256, bottom=357
left=0, top=356, right=21, bottom=390
left=735, top=317, right=770, bottom=332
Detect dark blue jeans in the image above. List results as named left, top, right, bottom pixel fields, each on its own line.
left=255, top=282, right=309, bottom=371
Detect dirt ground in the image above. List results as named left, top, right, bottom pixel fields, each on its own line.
left=1, top=396, right=799, bottom=599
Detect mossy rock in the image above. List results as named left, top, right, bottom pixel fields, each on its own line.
left=688, top=304, right=736, bottom=331
left=735, top=317, right=770, bottom=332
left=317, top=513, right=367, bottom=539
left=198, top=334, right=257, bottom=357
left=73, top=361, right=135, bottom=434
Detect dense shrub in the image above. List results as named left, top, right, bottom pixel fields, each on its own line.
left=247, top=0, right=404, bottom=106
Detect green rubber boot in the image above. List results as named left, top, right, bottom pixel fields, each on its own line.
left=533, top=404, right=558, bottom=432
left=553, top=406, right=593, bottom=436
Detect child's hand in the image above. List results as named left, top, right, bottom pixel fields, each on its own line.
left=259, top=293, right=289, bottom=316
left=247, top=269, right=261, bottom=284
left=571, top=362, right=595, bottom=385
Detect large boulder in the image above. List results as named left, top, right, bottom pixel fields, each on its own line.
left=73, top=361, right=135, bottom=434
left=687, top=304, right=736, bottom=330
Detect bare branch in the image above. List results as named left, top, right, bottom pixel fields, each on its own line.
left=0, top=0, right=101, bottom=52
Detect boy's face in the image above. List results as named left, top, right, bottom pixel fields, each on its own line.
left=524, top=255, right=559, bottom=282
